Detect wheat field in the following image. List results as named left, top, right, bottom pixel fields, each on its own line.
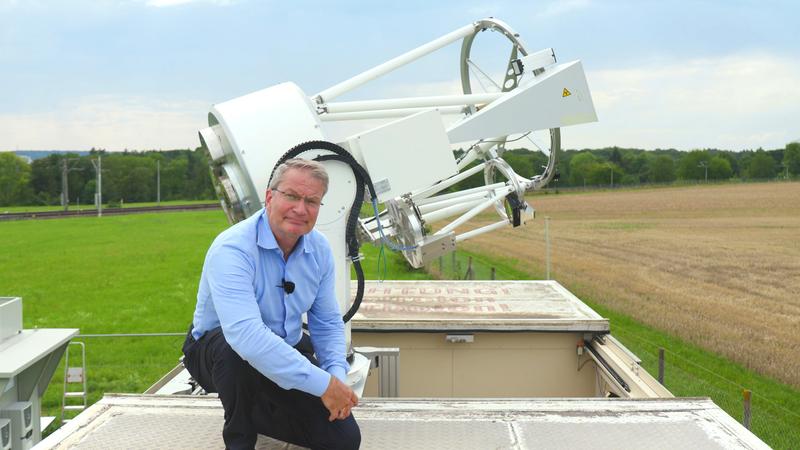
left=457, top=182, right=800, bottom=388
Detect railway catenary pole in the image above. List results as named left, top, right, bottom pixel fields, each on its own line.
left=60, top=157, right=83, bottom=212
left=98, top=156, right=103, bottom=217
left=156, top=159, right=161, bottom=206
left=91, top=155, right=103, bottom=217
left=61, top=159, right=68, bottom=211
left=545, top=216, right=551, bottom=279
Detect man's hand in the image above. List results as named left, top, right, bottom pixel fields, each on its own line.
left=320, top=376, right=359, bottom=421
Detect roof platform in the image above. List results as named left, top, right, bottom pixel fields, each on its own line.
left=37, top=394, right=768, bottom=449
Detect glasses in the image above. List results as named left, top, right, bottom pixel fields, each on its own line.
left=272, top=188, right=323, bottom=209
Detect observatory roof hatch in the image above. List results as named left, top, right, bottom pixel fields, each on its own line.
left=351, top=280, right=609, bottom=332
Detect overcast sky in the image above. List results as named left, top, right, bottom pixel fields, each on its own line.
left=1, top=0, right=798, bottom=152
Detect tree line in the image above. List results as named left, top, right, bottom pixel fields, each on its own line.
left=0, top=148, right=215, bottom=207
left=451, top=142, right=800, bottom=191
left=2, top=143, right=799, bottom=207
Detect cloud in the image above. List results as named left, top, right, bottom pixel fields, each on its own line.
left=0, top=96, right=209, bottom=151
left=566, top=52, right=800, bottom=150
left=4, top=52, right=796, bottom=153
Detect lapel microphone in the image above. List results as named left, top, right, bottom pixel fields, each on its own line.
left=278, top=279, right=295, bottom=294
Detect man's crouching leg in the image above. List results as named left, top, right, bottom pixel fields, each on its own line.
left=251, top=374, right=361, bottom=450
left=250, top=334, right=360, bottom=450
left=185, top=328, right=360, bottom=450
left=183, top=327, right=260, bottom=450
left=305, top=410, right=361, bottom=450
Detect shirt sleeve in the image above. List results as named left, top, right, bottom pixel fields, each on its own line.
left=205, top=241, right=332, bottom=397
left=307, top=237, right=349, bottom=384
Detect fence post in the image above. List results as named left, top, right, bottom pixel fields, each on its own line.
left=743, top=389, right=751, bottom=430
left=545, top=216, right=551, bottom=279
left=658, top=348, right=665, bottom=384
left=465, top=256, right=475, bottom=280
left=490, top=267, right=496, bottom=280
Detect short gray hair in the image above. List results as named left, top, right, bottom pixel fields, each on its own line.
left=268, top=158, right=329, bottom=195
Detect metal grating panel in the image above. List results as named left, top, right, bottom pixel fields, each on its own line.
left=68, top=410, right=302, bottom=450
left=517, top=421, right=727, bottom=450
left=38, top=396, right=769, bottom=450
left=359, top=419, right=511, bottom=449
left=66, top=411, right=513, bottom=450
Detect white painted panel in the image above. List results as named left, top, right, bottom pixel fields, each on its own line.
left=211, top=82, right=326, bottom=207
left=344, top=110, right=457, bottom=202
left=447, top=60, right=597, bottom=143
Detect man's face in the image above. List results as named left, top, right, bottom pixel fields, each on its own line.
left=265, top=168, right=325, bottom=245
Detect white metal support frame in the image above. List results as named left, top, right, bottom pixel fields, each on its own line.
left=313, top=24, right=478, bottom=104
left=310, top=18, right=593, bottom=268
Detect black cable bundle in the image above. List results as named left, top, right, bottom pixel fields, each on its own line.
left=268, top=140, right=377, bottom=324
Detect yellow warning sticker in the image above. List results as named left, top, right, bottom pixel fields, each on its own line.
left=562, top=88, right=572, bottom=97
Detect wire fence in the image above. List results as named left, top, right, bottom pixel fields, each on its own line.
left=426, top=250, right=533, bottom=281
left=537, top=175, right=798, bottom=194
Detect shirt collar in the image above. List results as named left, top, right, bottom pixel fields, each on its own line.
left=257, top=208, right=313, bottom=254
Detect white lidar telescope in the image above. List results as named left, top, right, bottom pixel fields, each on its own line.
left=198, top=18, right=597, bottom=394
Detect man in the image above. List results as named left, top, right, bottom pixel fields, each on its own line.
left=183, top=158, right=361, bottom=450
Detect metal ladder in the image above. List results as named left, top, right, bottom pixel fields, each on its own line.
left=61, top=341, right=87, bottom=424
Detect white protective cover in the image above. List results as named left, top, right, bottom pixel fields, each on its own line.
left=447, top=60, right=597, bottom=143
left=209, top=82, right=325, bottom=205
left=207, top=82, right=358, bottom=333
left=343, top=109, right=457, bottom=202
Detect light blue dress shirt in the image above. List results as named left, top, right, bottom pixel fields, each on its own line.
left=191, top=208, right=348, bottom=397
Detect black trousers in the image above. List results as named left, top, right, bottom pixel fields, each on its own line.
left=182, top=326, right=361, bottom=450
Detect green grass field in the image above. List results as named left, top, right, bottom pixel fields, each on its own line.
left=0, top=209, right=428, bottom=433
left=2, top=209, right=796, bottom=448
